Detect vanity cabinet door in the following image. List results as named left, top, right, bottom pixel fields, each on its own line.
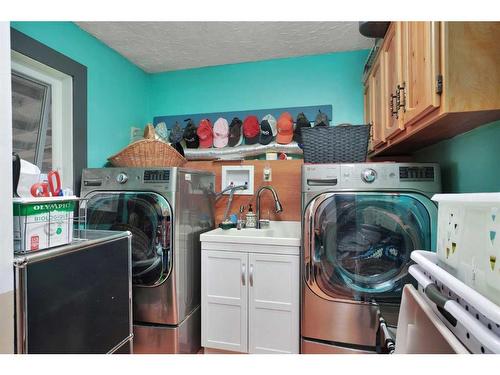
left=248, top=252, right=299, bottom=354
left=201, top=250, right=248, bottom=353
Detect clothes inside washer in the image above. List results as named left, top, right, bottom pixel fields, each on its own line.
left=319, top=203, right=415, bottom=291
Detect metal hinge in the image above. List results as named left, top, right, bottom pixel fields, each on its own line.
left=436, top=74, right=443, bottom=95
left=390, top=91, right=398, bottom=119
left=397, top=82, right=406, bottom=113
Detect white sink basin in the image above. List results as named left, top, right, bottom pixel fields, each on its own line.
left=200, top=221, right=301, bottom=247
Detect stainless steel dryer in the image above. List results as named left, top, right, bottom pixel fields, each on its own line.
left=80, top=167, right=215, bottom=353
left=301, top=163, right=440, bottom=354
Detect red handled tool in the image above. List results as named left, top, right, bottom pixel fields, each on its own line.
left=48, top=170, right=62, bottom=196
left=30, top=170, right=62, bottom=197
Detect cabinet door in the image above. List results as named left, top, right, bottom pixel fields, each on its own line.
left=401, top=21, right=441, bottom=126
left=201, top=250, right=248, bottom=353
left=364, top=82, right=376, bottom=151
left=248, top=253, right=299, bottom=354
left=383, top=22, right=404, bottom=139
left=370, top=58, right=385, bottom=148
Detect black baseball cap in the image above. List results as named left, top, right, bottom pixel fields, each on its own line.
left=293, top=112, right=311, bottom=144
left=172, top=141, right=185, bottom=157
left=259, top=120, right=273, bottom=145
left=183, top=119, right=199, bottom=148
left=169, top=122, right=184, bottom=143
left=228, top=117, right=243, bottom=147
left=314, top=110, right=329, bottom=127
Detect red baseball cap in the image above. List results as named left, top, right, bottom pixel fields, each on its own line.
left=197, top=119, right=213, bottom=148
left=276, top=112, right=294, bottom=144
left=243, top=115, right=260, bottom=145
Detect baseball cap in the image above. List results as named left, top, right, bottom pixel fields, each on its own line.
left=314, top=110, right=329, bottom=127
left=155, top=122, right=170, bottom=142
left=172, top=142, right=185, bottom=157
left=276, top=112, right=294, bottom=144
left=197, top=119, right=213, bottom=148
left=183, top=119, right=199, bottom=148
left=169, top=122, right=184, bottom=144
left=243, top=115, right=260, bottom=145
left=228, top=117, right=243, bottom=147
left=213, top=117, right=229, bottom=148
left=293, top=112, right=311, bottom=145
left=259, top=120, right=274, bottom=145
left=262, top=114, right=277, bottom=136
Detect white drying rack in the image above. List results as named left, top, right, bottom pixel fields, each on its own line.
left=409, top=250, right=500, bottom=354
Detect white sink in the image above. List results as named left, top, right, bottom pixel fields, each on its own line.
left=200, top=221, right=301, bottom=247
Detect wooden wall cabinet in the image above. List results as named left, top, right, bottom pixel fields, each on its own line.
left=364, top=22, right=500, bottom=156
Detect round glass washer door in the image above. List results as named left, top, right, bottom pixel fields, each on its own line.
left=85, top=192, right=172, bottom=287
left=310, top=193, right=432, bottom=302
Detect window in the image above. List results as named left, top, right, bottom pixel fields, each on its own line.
left=11, top=71, right=52, bottom=171
left=11, top=50, right=74, bottom=189
left=11, top=28, right=87, bottom=193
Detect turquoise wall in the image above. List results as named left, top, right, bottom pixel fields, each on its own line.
left=147, top=50, right=369, bottom=125
left=9, top=22, right=500, bottom=194
left=10, top=22, right=150, bottom=168
left=413, top=121, right=500, bottom=193
left=10, top=22, right=369, bottom=166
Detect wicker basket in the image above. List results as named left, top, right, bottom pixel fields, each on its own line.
left=302, top=124, right=371, bottom=164
left=108, top=139, right=187, bottom=167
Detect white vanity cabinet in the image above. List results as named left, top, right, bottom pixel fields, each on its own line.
left=200, top=223, right=301, bottom=354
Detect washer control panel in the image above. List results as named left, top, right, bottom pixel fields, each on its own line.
left=302, top=163, right=441, bottom=194
left=81, top=168, right=174, bottom=193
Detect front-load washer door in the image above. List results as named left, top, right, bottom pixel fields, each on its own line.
left=84, top=192, right=172, bottom=287
left=304, top=192, right=435, bottom=303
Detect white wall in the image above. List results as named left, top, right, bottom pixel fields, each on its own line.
left=0, top=21, right=14, bottom=354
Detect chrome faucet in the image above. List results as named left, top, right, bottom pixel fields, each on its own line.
left=255, top=186, right=283, bottom=229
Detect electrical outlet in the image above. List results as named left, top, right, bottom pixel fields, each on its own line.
left=263, top=166, right=272, bottom=182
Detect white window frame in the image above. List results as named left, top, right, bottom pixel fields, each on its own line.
left=11, top=50, right=74, bottom=190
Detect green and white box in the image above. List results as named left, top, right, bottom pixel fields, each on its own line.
left=13, top=196, right=78, bottom=253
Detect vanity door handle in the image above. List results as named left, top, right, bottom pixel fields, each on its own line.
left=241, top=263, right=246, bottom=286
left=249, top=264, right=254, bottom=287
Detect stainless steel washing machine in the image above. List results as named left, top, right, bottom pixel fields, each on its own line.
left=80, top=167, right=215, bottom=353
left=301, top=163, right=440, bottom=353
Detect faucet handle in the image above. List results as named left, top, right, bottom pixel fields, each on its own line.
left=259, top=219, right=270, bottom=228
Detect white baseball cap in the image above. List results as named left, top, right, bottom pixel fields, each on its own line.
left=213, top=117, right=229, bottom=148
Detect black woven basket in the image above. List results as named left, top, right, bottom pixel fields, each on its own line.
left=302, top=124, right=371, bottom=163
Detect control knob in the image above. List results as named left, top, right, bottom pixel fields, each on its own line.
left=361, top=168, right=377, bottom=183
left=116, top=172, right=128, bottom=184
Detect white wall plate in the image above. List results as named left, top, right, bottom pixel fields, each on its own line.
left=221, top=165, right=254, bottom=195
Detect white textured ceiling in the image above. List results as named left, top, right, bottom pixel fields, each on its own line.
left=76, top=22, right=373, bottom=73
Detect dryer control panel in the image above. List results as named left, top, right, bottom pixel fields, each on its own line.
left=302, top=163, right=441, bottom=195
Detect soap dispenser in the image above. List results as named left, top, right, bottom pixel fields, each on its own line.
left=245, top=203, right=256, bottom=228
